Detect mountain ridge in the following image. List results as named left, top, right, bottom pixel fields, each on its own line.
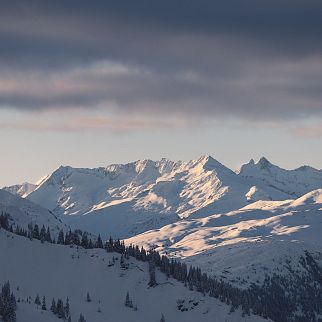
left=3, top=155, right=322, bottom=238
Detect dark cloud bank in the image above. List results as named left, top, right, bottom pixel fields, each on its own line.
left=0, top=0, right=322, bottom=121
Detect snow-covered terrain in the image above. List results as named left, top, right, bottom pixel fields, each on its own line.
left=0, top=189, right=66, bottom=235
left=127, top=189, right=322, bottom=287
left=0, top=230, right=266, bottom=322
left=16, top=155, right=321, bottom=239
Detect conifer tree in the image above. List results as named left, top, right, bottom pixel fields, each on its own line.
left=125, top=291, right=133, bottom=308
left=81, top=233, right=89, bottom=248
left=148, top=257, right=157, bottom=287
left=56, top=298, right=65, bottom=319
left=10, top=294, right=17, bottom=312
left=96, top=234, right=103, bottom=248
left=45, top=227, right=52, bottom=242
left=50, top=298, right=57, bottom=314
left=57, top=230, right=65, bottom=245
left=0, top=282, right=17, bottom=322
left=41, top=296, right=47, bottom=310
left=34, top=294, right=41, bottom=306
left=40, top=225, right=46, bottom=243
left=33, top=224, right=40, bottom=240
left=64, top=297, right=70, bottom=317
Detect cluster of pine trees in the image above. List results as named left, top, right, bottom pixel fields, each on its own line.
left=1, top=212, right=52, bottom=243
left=0, top=212, right=102, bottom=248
left=50, top=296, right=71, bottom=321
left=37, top=294, right=87, bottom=322
left=2, top=211, right=322, bottom=321
left=0, top=282, right=16, bottom=322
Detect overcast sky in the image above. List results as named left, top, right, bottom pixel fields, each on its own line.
left=1, top=0, right=322, bottom=186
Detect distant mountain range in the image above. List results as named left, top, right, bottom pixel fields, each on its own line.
left=3, top=156, right=322, bottom=239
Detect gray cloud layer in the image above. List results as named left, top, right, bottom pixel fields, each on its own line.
left=1, top=0, right=322, bottom=121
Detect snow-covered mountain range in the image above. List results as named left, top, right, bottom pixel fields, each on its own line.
left=2, top=155, right=322, bottom=321
left=6, top=155, right=321, bottom=239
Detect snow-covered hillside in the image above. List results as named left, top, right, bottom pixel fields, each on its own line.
left=127, top=189, right=322, bottom=288
left=21, top=155, right=320, bottom=238
left=0, top=230, right=265, bottom=322
left=0, top=189, right=66, bottom=235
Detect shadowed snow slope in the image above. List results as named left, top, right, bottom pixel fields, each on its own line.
left=3, top=182, right=37, bottom=198
left=127, top=189, right=322, bottom=287
left=0, top=189, right=66, bottom=235
left=21, top=155, right=320, bottom=238
left=0, top=230, right=266, bottom=322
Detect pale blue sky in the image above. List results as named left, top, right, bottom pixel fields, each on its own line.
left=1, top=108, right=321, bottom=187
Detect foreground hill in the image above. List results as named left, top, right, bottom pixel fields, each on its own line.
left=0, top=230, right=265, bottom=322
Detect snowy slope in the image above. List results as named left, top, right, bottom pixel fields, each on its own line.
left=238, top=157, right=322, bottom=198
left=25, top=156, right=299, bottom=238
left=0, top=230, right=266, bottom=322
left=0, top=189, right=67, bottom=234
left=127, top=189, right=322, bottom=287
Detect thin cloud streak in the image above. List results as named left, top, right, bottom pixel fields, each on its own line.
left=0, top=116, right=192, bottom=133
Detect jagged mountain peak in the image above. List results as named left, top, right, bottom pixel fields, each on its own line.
left=256, top=156, right=273, bottom=169
left=193, top=155, right=236, bottom=175
left=196, top=155, right=216, bottom=166
left=238, top=156, right=322, bottom=198
left=47, top=165, right=74, bottom=183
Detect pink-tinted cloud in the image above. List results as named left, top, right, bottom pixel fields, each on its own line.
left=292, top=125, right=322, bottom=138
